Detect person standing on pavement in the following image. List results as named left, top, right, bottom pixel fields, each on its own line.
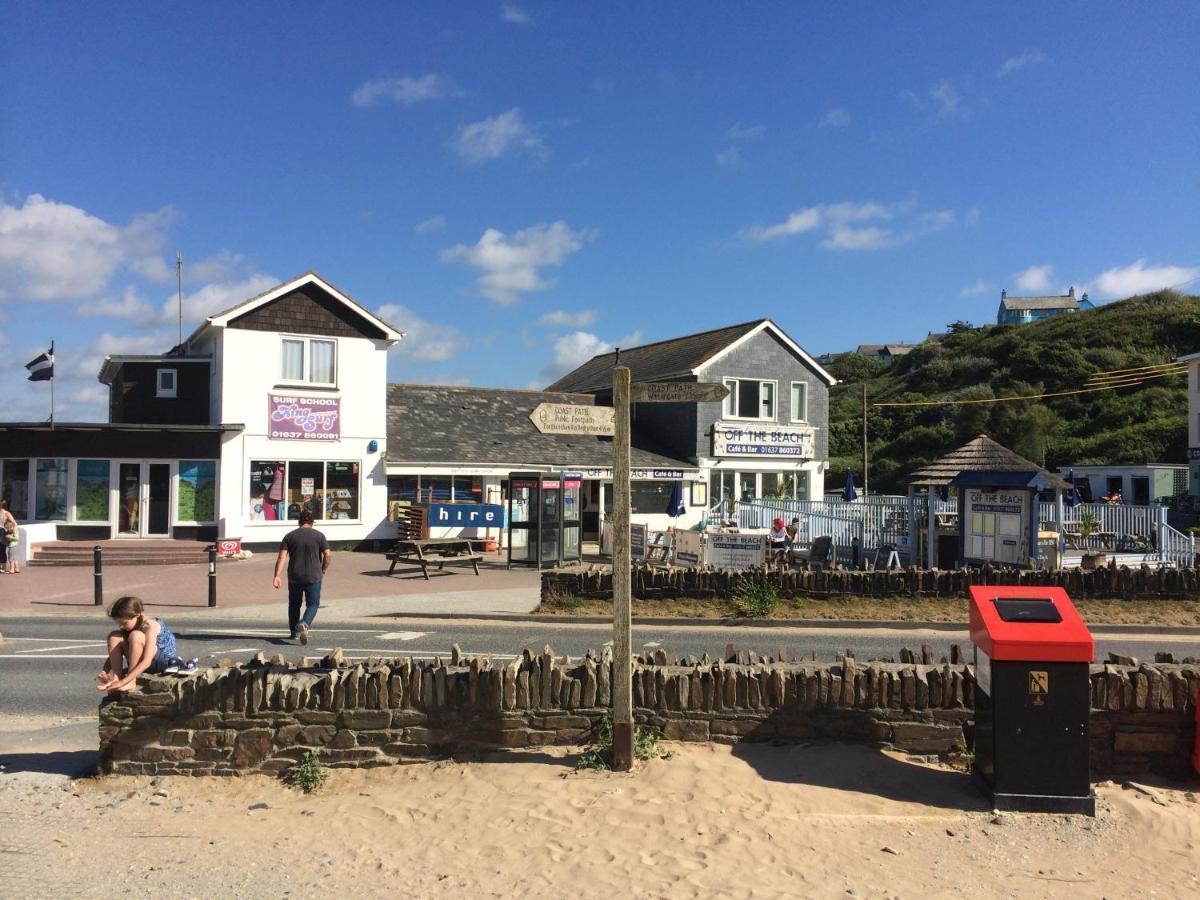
left=272, top=509, right=331, bottom=644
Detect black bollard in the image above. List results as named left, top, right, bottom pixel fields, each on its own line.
left=93, top=545, right=103, bottom=606
left=207, top=545, right=217, bottom=607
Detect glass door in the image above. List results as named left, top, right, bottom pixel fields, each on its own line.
left=117, top=462, right=172, bottom=537
left=147, top=464, right=170, bottom=535
left=118, top=464, right=141, bottom=535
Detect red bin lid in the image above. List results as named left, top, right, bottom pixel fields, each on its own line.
left=968, top=585, right=1094, bottom=662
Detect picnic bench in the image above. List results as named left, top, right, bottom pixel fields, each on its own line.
left=385, top=538, right=484, bottom=580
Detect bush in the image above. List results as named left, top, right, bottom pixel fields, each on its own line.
left=732, top=578, right=779, bottom=617
left=285, top=750, right=327, bottom=793
left=576, top=717, right=674, bottom=771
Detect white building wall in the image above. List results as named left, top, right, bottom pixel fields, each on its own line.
left=213, top=327, right=392, bottom=545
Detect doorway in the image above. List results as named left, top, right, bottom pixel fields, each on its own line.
left=117, top=462, right=171, bottom=537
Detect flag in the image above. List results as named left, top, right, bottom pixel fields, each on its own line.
left=25, top=343, right=54, bottom=382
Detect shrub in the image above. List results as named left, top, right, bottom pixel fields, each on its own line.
left=285, top=750, right=327, bottom=793
left=575, top=717, right=674, bottom=771
left=732, top=578, right=779, bottom=618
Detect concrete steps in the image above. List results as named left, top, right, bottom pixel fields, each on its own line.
left=27, top=541, right=218, bottom=567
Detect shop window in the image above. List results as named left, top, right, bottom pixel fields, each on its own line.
left=324, top=462, right=359, bottom=520
left=287, top=461, right=323, bottom=520
left=249, top=461, right=287, bottom=521
left=388, top=475, right=418, bottom=503
left=178, top=461, right=216, bottom=522
left=630, top=481, right=670, bottom=515
left=156, top=368, right=177, bottom=398
left=1, top=460, right=30, bottom=520
left=722, top=378, right=776, bottom=420
left=35, top=458, right=68, bottom=520
left=790, top=381, right=808, bottom=422
left=424, top=476, right=451, bottom=503
left=280, top=337, right=337, bottom=386
left=452, top=475, right=482, bottom=503
left=75, top=460, right=111, bottom=522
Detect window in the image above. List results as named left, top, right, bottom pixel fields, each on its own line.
left=452, top=475, right=482, bottom=503
left=601, top=481, right=673, bottom=515
left=35, top=458, right=68, bottom=520
left=280, top=337, right=337, bottom=386
left=722, top=377, right=776, bottom=420
left=156, top=368, right=177, bottom=398
left=388, top=475, right=418, bottom=503
left=178, top=461, right=216, bottom=522
left=248, top=460, right=359, bottom=522
left=75, top=460, right=111, bottom=522
left=1, top=460, right=30, bottom=520
left=790, top=381, right=808, bottom=422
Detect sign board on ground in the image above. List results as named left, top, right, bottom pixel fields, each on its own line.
left=706, top=532, right=766, bottom=569
left=529, top=403, right=615, bottom=436
left=673, top=530, right=703, bottom=568
left=631, top=382, right=729, bottom=403
left=630, top=522, right=647, bottom=559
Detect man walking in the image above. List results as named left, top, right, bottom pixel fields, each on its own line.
left=272, top=510, right=331, bottom=644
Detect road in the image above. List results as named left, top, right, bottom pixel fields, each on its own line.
left=2, top=615, right=1196, bottom=719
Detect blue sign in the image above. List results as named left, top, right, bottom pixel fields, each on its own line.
left=429, top=503, right=504, bottom=527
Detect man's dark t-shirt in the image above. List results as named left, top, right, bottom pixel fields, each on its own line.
left=281, top=527, right=329, bottom=585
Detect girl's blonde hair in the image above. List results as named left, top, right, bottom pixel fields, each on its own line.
left=108, top=596, right=145, bottom=620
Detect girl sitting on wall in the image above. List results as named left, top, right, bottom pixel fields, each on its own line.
left=96, top=596, right=191, bottom=692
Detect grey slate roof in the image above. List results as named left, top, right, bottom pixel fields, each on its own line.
left=1000, top=295, right=1079, bottom=311
left=385, top=384, right=697, bottom=470
left=905, top=434, right=1070, bottom=489
left=545, top=320, right=766, bottom=393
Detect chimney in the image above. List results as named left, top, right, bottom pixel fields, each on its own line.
left=1001, top=288, right=1007, bottom=299
left=1082, top=292, right=1088, bottom=302
left=1068, top=286, right=1075, bottom=297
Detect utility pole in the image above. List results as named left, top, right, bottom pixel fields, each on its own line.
left=862, top=383, right=869, bottom=500
left=611, top=365, right=633, bottom=770
left=176, top=252, right=184, bottom=346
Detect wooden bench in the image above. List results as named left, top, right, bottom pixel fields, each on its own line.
left=385, top=538, right=484, bottom=580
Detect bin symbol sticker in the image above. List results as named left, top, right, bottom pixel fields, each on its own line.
left=1028, top=670, right=1049, bottom=705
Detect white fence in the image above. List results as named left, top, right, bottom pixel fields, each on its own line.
left=717, top=495, right=1195, bottom=569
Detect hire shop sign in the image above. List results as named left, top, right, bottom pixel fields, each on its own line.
left=713, top=421, right=815, bottom=458
left=429, top=503, right=504, bottom=527
left=268, top=394, right=341, bottom=441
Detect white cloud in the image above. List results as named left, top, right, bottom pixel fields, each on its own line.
left=450, top=108, right=546, bottom=164
left=377, top=303, right=467, bottom=363
left=541, top=329, right=643, bottom=381
left=0, top=194, right=175, bottom=301
left=156, top=273, right=280, bottom=329
left=538, top=309, right=597, bottom=328
left=715, top=147, right=741, bottom=167
left=726, top=122, right=766, bottom=141
left=1014, top=264, right=1054, bottom=293
left=960, top=279, right=992, bottom=296
left=415, top=215, right=447, bottom=234
left=820, top=107, right=851, bottom=128
left=929, top=80, right=962, bottom=117
left=740, top=196, right=962, bottom=252
left=351, top=74, right=460, bottom=108
left=75, top=285, right=154, bottom=319
left=441, top=221, right=593, bottom=304
left=501, top=3, right=530, bottom=25
left=1085, top=259, right=1200, bottom=299
left=185, top=249, right=254, bottom=283
left=997, top=48, right=1046, bottom=78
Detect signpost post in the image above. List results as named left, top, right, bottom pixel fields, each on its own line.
left=610, top=377, right=728, bottom=771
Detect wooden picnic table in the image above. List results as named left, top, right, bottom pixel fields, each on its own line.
left=385, top=537, right=484, bottom=580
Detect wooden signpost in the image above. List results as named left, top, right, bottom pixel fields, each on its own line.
left=610, top=375, right=728, bottom=770
left=528, top=402, right=615, bottom=436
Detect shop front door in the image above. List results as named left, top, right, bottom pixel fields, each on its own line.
left=118, top=462, right=171, bottom=537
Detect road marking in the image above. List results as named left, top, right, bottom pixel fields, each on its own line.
left=15, top=643, right=107, bottom=654
left=206, top=648, right=261, bottom=655
left=376, top=631, right=429, bottom=641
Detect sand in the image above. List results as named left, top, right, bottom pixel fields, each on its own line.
left=1, top=717, right=1198, bottom=899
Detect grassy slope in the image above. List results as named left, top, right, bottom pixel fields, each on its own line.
left=826, top=290, right=1200, bottom=493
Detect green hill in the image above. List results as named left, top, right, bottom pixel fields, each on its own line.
left=826, top=289, right=1199, bottom=493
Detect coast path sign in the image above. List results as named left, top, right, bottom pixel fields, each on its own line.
left=631, top=381, right=729, bottom=403
left=529, top=403, right=615, bottom=436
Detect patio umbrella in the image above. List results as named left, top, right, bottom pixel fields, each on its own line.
left=665, top=480, right=687, bottom=518
left=842, top=471, right=858, bottom=503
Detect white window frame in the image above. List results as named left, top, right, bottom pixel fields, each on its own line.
left=722, top=377, right=778, bottom=421
left=246, top=458, right=360, bottom=525
left=279, top=336, right=337, bottom=387
left=156, top=368, right=178, bottom=398
left=789, top=381, right=808, bottom=423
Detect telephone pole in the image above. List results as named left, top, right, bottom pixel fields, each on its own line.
left=862, top=383, right=869, bottom=500
left=176, top=252, right=184, bottom=346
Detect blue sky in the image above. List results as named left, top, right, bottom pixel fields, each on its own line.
left=3, top=2, right=1198, bottom=422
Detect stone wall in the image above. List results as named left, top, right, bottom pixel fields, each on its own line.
left=544, top=563, right=1200, bottom=602
left=98, top=647, right=1199, bottom=781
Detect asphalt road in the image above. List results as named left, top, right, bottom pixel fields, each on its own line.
left=2, top=615, right=1197, bottom=719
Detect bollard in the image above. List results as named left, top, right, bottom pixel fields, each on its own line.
left=207, top=546, right=217, bottom=607
left=93, top=545, right=103, bottom=606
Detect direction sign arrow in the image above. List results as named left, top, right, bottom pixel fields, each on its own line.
left=630, top=381, right=729, bottom=403
left=529, top=403, right=615, bottom=436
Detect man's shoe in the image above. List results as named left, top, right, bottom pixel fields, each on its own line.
left=298, top=623, right=309, bottom=646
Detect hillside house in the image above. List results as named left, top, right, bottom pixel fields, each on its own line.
left=997, top=287, right=1094, bottom=325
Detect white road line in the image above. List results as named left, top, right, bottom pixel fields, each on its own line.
left=376, top=631, right=429, bottom=641
left=15, top=643, right=108, bottom=654
left=0, top=654, right=102, bottom=659
left=206, top=648, right=261, bottom=655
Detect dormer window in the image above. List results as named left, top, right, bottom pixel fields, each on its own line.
left=280, top=337, right=337, bottom=387
left=156, top=368, right=177, bottom=398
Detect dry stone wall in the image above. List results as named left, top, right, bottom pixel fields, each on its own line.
left=98, top=647, right=1200, bottom=781
left=544, top=563, right=1200, bottom=602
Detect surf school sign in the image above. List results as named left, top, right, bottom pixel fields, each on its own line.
left=268, top=394, right=341, bottom=441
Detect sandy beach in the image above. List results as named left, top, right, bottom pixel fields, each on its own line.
left=1, top=716, right=1197, bottom=899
